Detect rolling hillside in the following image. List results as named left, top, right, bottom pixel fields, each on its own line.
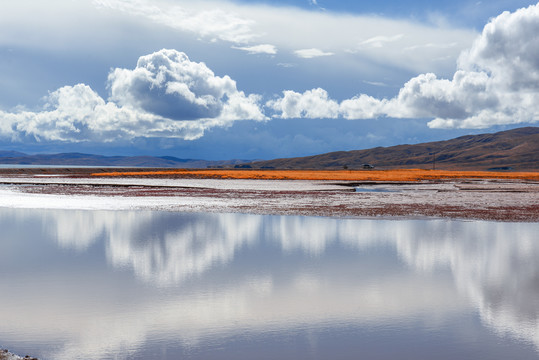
left=249, top=127, right=539, bottom=171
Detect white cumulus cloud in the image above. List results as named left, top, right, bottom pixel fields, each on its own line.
left=270, top=3, right=539, bottom=129
left=267, top=88, right=339, bottom=119
left=232, top=44, right=277, bottom=55
left=110, top=49, right=240, bottom=121
left=0, top=49, right=266, bottom=143
left=294, top=48, right=334, bottom=58
left=0, top=84, right=210, bottom=143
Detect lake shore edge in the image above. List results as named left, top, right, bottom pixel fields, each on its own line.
left=0, top=349, right=38, bottom=360
left=1, top=167, right=537, bottom=222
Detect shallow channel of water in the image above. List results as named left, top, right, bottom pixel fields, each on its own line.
left=0, top=208, right=538, bottom=359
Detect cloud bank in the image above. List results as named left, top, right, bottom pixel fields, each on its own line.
left=269, top=3, right=539, bottom=129
left=91, top=0, right=475, bottom=75
left=0, top=49, right=266, bottom=143
left=1, top=4, right=537, bottom=146
left=94, top=0, right=257, bottom=44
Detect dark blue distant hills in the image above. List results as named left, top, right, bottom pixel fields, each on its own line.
left=1, top=127, right=538, bottom=170
left=0, top=151, right=245, bottom=168
left=0, top=151, right=27, bottom=157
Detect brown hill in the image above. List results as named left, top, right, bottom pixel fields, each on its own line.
left=250, top=127, right=539, bottom=171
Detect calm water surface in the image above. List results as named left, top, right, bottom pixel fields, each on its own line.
left=0, top=208, right=538, bottom=359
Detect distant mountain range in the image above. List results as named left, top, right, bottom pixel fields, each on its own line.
left=1, top=127, right=537, bottom=170
left=249, top=127, right=539, bottom=171
left=0, top=152, right=245, bottom=168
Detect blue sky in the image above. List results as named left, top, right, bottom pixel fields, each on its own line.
left=0, top=0, right=538, bottom=160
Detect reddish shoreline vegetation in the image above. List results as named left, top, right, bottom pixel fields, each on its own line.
left=90, top=168, right=539, bottom=181
left=0, top=168, right=538, bottom=222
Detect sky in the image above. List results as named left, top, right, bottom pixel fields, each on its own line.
left=0, top=0, right=538, bottom=160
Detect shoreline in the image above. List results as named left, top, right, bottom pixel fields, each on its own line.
left=1, top=168, right=537, bottom=222
left=0, top=349, right=38, bottom=360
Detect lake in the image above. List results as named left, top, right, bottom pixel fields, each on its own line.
left=0, top=208, right=538, bottom=359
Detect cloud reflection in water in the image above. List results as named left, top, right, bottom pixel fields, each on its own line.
left=0, top=208, right=537, bottom=359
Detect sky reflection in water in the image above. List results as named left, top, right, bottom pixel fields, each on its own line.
left=0, top=208, right=538, bottom=360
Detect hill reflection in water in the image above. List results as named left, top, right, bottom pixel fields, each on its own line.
left=0, top=209, right=537, bottom=360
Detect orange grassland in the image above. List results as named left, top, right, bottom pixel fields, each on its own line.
left=91, top=169, right=539, bottom=182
